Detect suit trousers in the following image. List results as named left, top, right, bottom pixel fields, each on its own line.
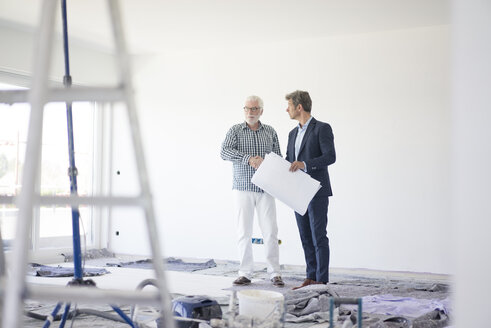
left=234, top=190, right=281, bottom=279
left=295, top=196, right=330, bottom=283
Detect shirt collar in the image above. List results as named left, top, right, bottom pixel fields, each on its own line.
left=242, top=121, right=263, bottom=130
left=297, top=116, right=313, bottom=131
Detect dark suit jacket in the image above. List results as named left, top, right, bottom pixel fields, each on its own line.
left=286, top=117, right=336, bottom=197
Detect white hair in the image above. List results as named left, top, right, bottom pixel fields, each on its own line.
left=245, top=95, right=264, bottom=109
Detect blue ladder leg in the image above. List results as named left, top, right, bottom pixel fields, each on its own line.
left=111, top=305, right=136, bottom=328
left=42, top=302, right=63, bottom=328
left=58, top=303, right=71, bottom=328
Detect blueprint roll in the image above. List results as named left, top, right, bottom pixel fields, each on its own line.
left=251, top=152, right=321, bottom=215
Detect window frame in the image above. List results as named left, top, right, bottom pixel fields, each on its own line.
left=0, top=75, right=105, bottom=263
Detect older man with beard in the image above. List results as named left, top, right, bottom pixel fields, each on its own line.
left=220, top=95, right=284, bottom=287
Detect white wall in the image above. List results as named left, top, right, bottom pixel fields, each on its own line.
left=452, top=0, right=491, bottom=326
left=109, top=25, right=452, bottom=274
left=1, top=19, right=452, bottom=274
left=0, top=21, right=117, bottom=86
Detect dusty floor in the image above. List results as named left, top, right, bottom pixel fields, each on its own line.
left=13, top=254, right=451, bottom=327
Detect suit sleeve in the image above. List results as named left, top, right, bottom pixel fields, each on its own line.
left=305, top=123, right=336, bottom=172
left=220, top=127, right=251, bottom=165
left=285, top=130, right=294, bottom=163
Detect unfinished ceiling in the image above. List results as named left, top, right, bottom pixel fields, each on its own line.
left=0, top=0, right=450, bottom=54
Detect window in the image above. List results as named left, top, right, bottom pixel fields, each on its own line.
left=0, top=82, right=97, bottom=252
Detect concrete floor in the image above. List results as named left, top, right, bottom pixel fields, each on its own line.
left=14, top=258, right=451, bottom=327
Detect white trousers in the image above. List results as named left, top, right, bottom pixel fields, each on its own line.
left=234, top=190, right=281, bottom=279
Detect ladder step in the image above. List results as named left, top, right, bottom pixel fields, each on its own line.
left=26, top=284, right=162, bottom=306
left=0, top=196, right=15, bottom=204
left=0, top=86, right=126, bottom=105
left=38, top=195, right=148, bottom=207
left=0, top=195, right=148, bottom=207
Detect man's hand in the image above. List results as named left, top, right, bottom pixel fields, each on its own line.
left=289, top=161, right=305, bottom=172
left=249, top=156, right=264, bottom=169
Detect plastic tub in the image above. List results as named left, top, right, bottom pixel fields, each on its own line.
left=237, top=289, right=284, bottom=320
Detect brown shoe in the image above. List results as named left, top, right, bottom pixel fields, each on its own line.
left=271, top=276, right=285, bottom=287
left=292, top=278, right=321, bottom=290
left=233, top=276, right=251, bottom=286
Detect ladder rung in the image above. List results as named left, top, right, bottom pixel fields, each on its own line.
left=0, top=86, right=126, bottom=105
left=0, top=196, right=15, bottom=204
left=26, top=284, right=162, bottom=306
left=0, top=195, right=147, bottom=207
left=38, top=195, right=148, bottom=207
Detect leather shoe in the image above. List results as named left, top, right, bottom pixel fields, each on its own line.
left=233, top=276, right=251, bottom=286
left=271, top=276, right=285, bottom=287
left=292, top=278, right=323, bottom=290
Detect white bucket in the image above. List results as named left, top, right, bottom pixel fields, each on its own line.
left=237, top=289, right=284, bottom=320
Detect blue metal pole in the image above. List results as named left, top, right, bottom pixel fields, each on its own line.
left=61, top=0, right=70, bottom=78
left=42, top=302, right=63, bottom=328
left=60, top=0, right=83, bottom=281
left=55, top=2, right=137, bottom=327
left=58, top=303, right=71, bottom=328
left=111, top=305, right=136, bottom=328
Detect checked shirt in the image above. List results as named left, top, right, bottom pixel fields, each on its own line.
left=221, top=122, right=282, bottom=192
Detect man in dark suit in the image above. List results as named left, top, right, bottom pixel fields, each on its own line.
left=285, top=90, right=336, bottom=289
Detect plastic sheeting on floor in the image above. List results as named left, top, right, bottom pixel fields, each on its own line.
left=28, top=263, right=110, bottom=277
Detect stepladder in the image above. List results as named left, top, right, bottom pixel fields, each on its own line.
left=0, top=0, right=175, bottom=327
